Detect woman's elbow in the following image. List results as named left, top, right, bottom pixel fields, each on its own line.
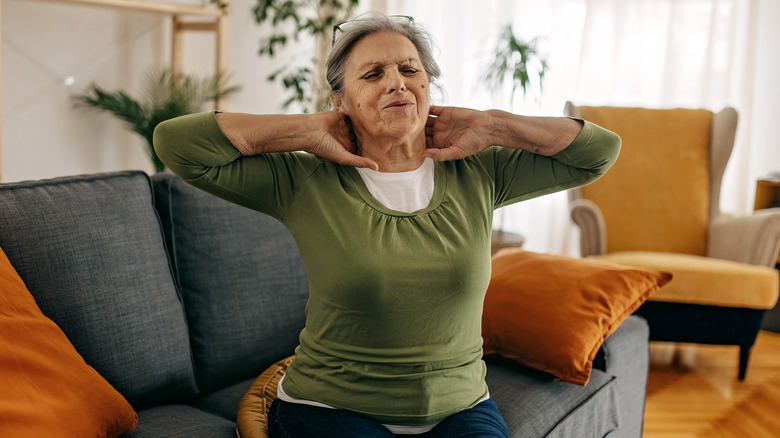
left=586, top=134, right=621, bottom=179
left=153, top=119, right=177, bottom=169
left=601, top=132, right=622, bottom=173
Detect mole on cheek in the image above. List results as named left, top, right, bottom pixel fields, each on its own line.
left=421, top=84, right=426, bottom=89
left=357, top=103, right=361, bottom=108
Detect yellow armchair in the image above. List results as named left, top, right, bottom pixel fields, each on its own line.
left=565, top=102, right=780, bottom=379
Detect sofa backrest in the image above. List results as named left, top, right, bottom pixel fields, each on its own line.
left=0, top=171, right=198, bottom=408
left=152, top=173, right=308, bottom=394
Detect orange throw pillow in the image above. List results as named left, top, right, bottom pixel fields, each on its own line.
left=482, top=249, right=672, bottom=385
left=0, top=246, right=138, bottom=437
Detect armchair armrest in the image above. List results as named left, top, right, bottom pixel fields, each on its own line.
left=708, top=208, right=780, bottom=266
left=570, top=198, right=607, bottom=257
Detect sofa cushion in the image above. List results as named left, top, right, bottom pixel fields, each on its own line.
left=486, top=360, right=619, bottom=438
left=153, top=173, right=309, bottom=393
left=0, top=245, right=138, bottom=437
left=128, top=405, right=236, bottom=437
left=0, top=171, right=197, bottom=408
left=195, top=378, right=255, bottom=421
left=592, top=251, right=779, bottom=309
left=482, top=249, right=671, bottom=385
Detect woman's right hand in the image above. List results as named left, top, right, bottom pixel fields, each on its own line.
left=306, top=112, right=379, bottom=170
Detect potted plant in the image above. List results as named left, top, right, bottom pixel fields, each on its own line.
left=485, top=24, right=549, bottom=250
left=74, top=68, right=240, bottom=172
left=252, top=0, right=359, bottom=113
left=485, top=24, right=548, bottom=106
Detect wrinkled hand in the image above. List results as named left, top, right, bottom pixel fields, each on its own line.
left=307, top=111, right=378, bottom=170
left=424, top=105, right=493, bottom=161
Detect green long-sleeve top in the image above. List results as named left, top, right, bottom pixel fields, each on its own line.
left=153, top=112, right=620, bottom=426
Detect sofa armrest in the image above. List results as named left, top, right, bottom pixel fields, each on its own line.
left=570, top=198, right=607, bottom=257
left=708, top=208, right=780, bottom=266
left=593, top=315, right=650, bottom=438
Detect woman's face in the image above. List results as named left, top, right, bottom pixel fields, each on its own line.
left=334, top=31, right=430, bottom=144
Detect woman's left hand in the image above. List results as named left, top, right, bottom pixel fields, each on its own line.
left=424, top=105, right=493, bottom=161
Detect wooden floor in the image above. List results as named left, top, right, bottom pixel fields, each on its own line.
left=643, top=330, right=780, bottom=437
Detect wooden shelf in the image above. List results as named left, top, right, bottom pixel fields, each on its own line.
left=25, top=0, right=223, bottom=16
left=755, top=178, right=780, bottom=210
left=754, top=178, right=780, bottom=264
left=0, top=0, right=232, bottom=181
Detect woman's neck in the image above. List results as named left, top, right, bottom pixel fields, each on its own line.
left=356, top=132, right=427, bottom=172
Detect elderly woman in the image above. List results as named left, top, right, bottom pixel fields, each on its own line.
left=154, top=12, right=620, bottom=438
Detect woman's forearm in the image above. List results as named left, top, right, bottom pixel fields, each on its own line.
left=166, top=110, right=378, bottom=171
left=215, top=112, right=319, bottom=156
left=484, top=110, right=583, bottom=156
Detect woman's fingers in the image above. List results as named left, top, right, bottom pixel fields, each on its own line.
left=357, top=157, right=380, bottom=171
left=428, top=105, right=444, bottom=116
left=424, top=147, right=460, bottom=162
left=423, top=148, right=443, bottom=160
left=424, top=144, right=469, bottom=161
left=325, top=143, right=378, bottom=170
left=346, top=153, right=379, bottom=170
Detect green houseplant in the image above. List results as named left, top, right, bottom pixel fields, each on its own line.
left=74, top=68, right=240, bottom=172
left=485, top=24, right=549, bottom=244
left=485, top=24, right=548, bottom=106
left=253, top=0, right=359, bottom=113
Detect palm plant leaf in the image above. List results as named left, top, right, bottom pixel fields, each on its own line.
left=73, top=67, right=241, bottom=172
left=75, top=86, right=148, bottom=135
left=485, top=24, right=548, bottom=105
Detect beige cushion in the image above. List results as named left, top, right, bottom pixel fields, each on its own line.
left=236, top=355, right=294, bottom=438
left=592, top=252, right=779, bottom=309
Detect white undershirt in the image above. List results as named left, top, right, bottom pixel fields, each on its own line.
left=355, top=157, right=435, bottom=213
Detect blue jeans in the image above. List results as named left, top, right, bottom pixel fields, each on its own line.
left=267, top=398, right=510, bottom=438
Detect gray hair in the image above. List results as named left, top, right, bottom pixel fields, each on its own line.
left=326, top=12, right=442, bottom=99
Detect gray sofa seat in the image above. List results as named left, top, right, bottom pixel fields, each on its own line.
left=130, top=405, right=236, bottom=437
left=488, top=316, right=649, bottom=438
left=0, top=170, right=650, bottom=437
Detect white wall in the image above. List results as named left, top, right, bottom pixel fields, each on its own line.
left=0, top=0, right=295, bottom=182
left=748, top=0, right=780, bottom=186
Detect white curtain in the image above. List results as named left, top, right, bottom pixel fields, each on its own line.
left=361, top=0, right=759, bottom=255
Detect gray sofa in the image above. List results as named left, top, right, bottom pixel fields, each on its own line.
left=0, top=170, right=650, bottom=437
